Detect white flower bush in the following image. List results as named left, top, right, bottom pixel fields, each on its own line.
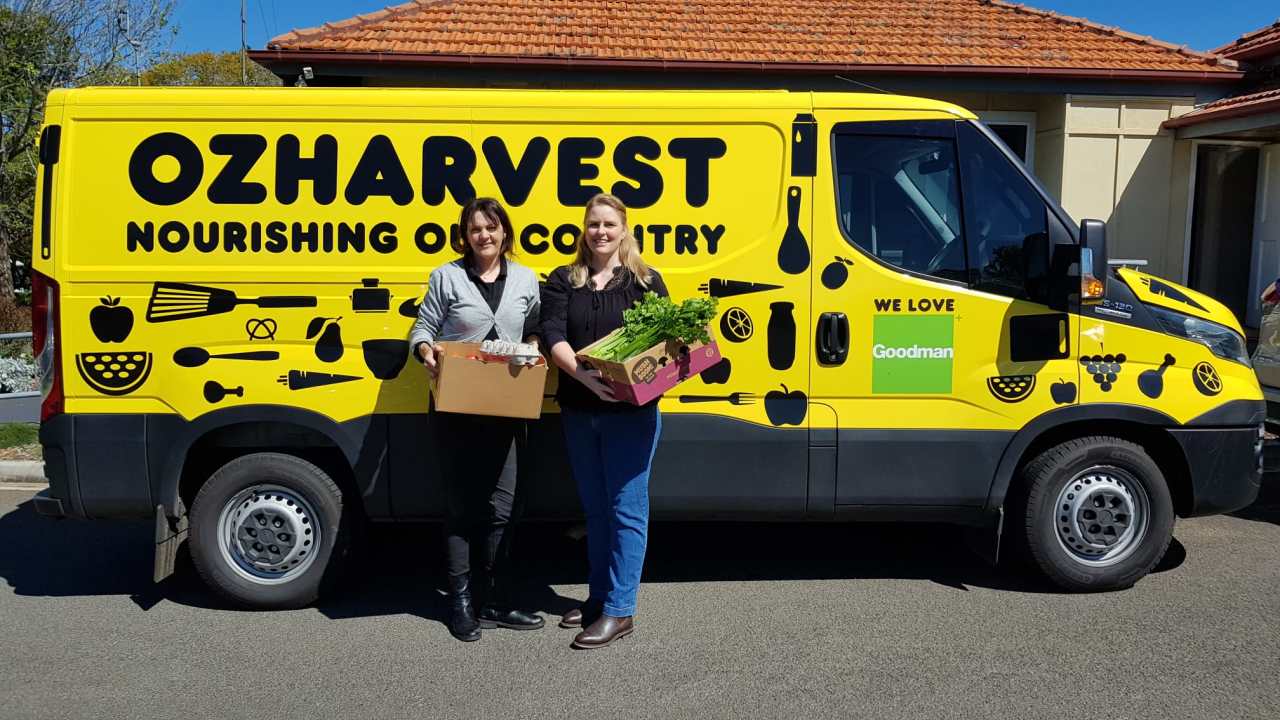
left=0, top=356, right=37, bottom=394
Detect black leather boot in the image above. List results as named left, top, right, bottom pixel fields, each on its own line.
left=446, top=574, right=481, bottom=642
left=477, top=572, right=545, bottom=631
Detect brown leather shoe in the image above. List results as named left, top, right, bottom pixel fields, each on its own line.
left=558, top=599, right=603, bottom=629
left=571, top=614, right=633, bottom=649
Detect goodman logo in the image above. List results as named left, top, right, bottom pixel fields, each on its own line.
left=872, top=315, right=954, bottom=394
left=871, top=344, right=954, bottom=360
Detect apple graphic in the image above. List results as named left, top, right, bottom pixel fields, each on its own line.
left=90, top=296, right=133, bottom=343
left=1050, top=378, right=1077, bottom=405
left=764, top=383, right=806, bottom=426
left=700, top=357, right=731, bottom=384
left=821, top=256, right=854, bottom=290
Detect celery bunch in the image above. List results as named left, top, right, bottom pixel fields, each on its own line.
left=587, top=292, right=718, bottom=362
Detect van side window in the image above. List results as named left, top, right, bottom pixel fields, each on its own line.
left=834, top=133, right=967, bottom=283
left=957, top=122, right=1048, bottom=300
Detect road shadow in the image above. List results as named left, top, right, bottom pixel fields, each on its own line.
left=1228, top=472, right=1280, bottom=526
left=0, top=498, right=1188, bottom=622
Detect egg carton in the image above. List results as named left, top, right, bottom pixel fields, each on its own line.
left=480, top=339, right=542, bottom=366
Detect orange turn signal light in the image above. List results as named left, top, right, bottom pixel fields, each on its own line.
left=1082, top=274, right=1105, bottom=301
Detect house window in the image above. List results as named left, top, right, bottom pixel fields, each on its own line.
left=979, top=111, right=1037, bottom=170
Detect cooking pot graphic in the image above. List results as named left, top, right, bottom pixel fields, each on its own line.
left=351, top=278, right=390, bottom=313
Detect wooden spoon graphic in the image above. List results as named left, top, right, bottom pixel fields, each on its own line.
left=174, top=347, right=279, bottom=367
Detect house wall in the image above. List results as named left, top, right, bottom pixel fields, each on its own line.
left=1057, top=96, right=1196, bottom=279
left=1034, top=95, right=1067, bottom=200
left=1253, top=144, right=1280, bottom=327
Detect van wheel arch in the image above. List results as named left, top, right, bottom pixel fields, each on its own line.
left=990, top=407, right=1193, bottom=518
left=157, top=413, right=363, bottom=520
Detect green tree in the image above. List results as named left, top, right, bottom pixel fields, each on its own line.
left=0, top=0, right=173, bottom=301
left=143, top=50, right=279, bottom=87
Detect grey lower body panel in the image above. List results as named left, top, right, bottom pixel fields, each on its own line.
left=834, top=429, right=1013, bottom=507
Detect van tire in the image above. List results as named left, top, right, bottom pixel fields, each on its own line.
left=188, top=452, right=347, bottom=609
left=1017, top=436, right=1174, bottom=592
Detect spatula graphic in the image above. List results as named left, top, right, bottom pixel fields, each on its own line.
left=777, top=186, right=810, bottom=274
left=147, top=283, right=317, bottom=323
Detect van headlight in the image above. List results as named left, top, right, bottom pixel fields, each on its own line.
left=1147, top=305, right=1250, bottom=367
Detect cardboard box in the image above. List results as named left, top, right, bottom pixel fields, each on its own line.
left=577, top=328, right=722, bottom=405
left=431, top=341, right=549, bottom=419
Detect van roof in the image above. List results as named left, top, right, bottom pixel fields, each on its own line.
left=49, top=86, right=975, bottom=118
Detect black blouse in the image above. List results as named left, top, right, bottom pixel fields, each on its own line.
left=464, top=257, right=506, bottom=341
left=539, top=264, right=669, bottom=412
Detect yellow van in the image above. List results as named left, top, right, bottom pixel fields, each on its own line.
left=30, top=87, right=1264, bottom=606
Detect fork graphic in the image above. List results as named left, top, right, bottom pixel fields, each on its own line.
left=678, top=392, right=757, bottom=405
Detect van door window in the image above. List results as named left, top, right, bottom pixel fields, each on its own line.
left=834, top=133, right=967, bottom=284
left=957, top=122, right=1049, bottom=300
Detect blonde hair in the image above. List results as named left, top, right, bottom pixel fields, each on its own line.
left=568, top=193, right=653, bottom=289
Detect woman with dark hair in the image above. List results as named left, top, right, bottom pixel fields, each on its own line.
left=540, top=193, right=668, bottom=649
left=410, top=197, right=544, bottom=642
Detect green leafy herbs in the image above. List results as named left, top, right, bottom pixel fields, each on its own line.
left=587, top=293, right=718, bottom=362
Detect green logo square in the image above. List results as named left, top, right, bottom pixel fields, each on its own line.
left=872, top=315, right=954, bottom=394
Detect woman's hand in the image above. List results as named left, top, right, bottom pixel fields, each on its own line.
left=549, top=340, right=616, bottom=402
left=574, top=363, right=617, bottom=402
left=417, top=342, right=443, bottom=377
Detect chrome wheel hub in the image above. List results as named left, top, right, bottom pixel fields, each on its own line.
left=1054, top=467, right=1150, bottom=567
left=217, top=485, right=320, bottom=585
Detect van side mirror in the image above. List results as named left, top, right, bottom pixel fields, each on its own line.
left=1079, top=219, right=1107, bottom=303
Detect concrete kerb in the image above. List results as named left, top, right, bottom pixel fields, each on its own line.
left=0, top=461, right=46, bottom=484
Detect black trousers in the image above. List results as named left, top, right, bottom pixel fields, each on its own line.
left=432, top=410, right=525, bottom=581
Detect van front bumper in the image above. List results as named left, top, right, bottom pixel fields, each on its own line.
left=1169, top=424, right=1264, bottom=517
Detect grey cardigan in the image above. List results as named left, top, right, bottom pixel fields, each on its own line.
left=410, top=258, right=540, bottom=349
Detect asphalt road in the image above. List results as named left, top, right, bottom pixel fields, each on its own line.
left=2, top=481, right=1278, bottom=720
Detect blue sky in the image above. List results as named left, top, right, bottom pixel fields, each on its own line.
left=173, top=1, right=1276, bottom=56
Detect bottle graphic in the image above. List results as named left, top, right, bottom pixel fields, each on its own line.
left=768, top=301, right=796, bottom=370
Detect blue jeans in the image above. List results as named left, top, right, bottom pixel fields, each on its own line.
left=561, top=406, right=662, bottom=617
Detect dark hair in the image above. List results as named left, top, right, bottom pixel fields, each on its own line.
left=453, top=197, right=515, bottom=258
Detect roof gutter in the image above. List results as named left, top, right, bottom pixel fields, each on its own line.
left=1214, top=38, right=1280, bottom=62
left=248, top=49, right=1245, bottom=83
left=1163, top=96, right=1280, bottom=129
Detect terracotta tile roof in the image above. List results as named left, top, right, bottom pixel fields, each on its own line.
left=1212, top=20, right=1280, bottom=61
left=261, top=0, right=1238, bottom=76
left=1163, top=87, right=1280, bottom=128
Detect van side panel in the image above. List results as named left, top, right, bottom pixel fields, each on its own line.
left=45, top=88, right=816, bottom=520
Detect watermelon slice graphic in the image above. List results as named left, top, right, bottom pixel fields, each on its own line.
left=987, top=374, right=1035, bottom=403
left=76, top=352, right=152, bottom=396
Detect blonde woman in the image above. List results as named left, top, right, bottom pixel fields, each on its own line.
left=539, top=193, right=668, bottom=649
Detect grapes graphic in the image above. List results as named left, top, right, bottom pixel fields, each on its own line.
left=1080, top=352, right=1126, bottom=392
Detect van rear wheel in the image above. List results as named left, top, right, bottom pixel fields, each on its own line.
left=189, top=452, right=347, bottom=609
left=1018, top=436, right=1174, bottom=591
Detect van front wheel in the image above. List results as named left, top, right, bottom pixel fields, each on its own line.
left=1018, top=436, right=1174, bottom=591
left=189, top=453, right=346, bottom=609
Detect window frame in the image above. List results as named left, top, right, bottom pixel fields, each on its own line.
left=830, top=119, right=972, bottom=289
left=977, top=111, right=1037, bottom=171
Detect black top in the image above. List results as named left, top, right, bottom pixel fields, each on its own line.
left=539, top=264, right=669, bottom=412
left=464, top=257, right=506, bottom=341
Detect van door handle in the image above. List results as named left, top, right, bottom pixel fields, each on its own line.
left=817, top=312, right=849, bottom=365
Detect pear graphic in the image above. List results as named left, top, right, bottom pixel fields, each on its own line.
left=308, top=317, right=345, bottom=363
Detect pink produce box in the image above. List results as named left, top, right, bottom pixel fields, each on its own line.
left=577, top=326, right=722, bottom=405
